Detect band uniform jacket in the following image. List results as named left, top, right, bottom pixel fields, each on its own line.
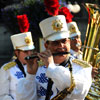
left=70, top=49, right=83, bottom=60
left=16, top=58, right=92, bottom=100
left=0, top=60, right=27, bottom=100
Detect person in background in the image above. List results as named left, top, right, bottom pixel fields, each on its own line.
left=0, top=14, right=35, bottom=100
left=16, top=15, right=92, bottom=100
left=67, top=21, right=99, bottom=79
left=67, top=21, right=82, bottom=60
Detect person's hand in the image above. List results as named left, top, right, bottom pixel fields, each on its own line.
left=92, top=67, right=98, bottom=79
left=38, top=50, right=54, bottom=67
left=26, top=57, right=38, bottom=75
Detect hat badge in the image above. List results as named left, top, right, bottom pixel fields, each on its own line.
left=25, top=36, right=31, bottom=44
left=69, top=25, right=77, bottom=34
left=52, top=19, right=63, bottom=32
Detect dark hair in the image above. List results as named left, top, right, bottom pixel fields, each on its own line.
left=45, top=40, right=49, bottom=44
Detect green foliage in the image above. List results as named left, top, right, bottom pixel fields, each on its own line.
left=2, top=0, right=50, bottom=38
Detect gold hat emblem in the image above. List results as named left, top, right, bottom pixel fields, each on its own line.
left=52, top=19, right=63, bottom=31
left=25, top=36, right=31, bottom=44
left=69, top=25, right=77, bottom=34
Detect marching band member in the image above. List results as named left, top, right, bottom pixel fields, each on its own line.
left=68, top=22, right=83, bottom=60
left=0, top=14, right=35, bottom=100
left=16, top=15, right=92, bottom=100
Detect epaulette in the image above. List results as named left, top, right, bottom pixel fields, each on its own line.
left=72, top=59, right=91, bottom=68
left=3, top=61, right=16, bottom=71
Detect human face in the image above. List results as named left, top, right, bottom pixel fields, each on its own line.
left=70, top=35, right=82, bottom=52
left=45, top=38, right=70, bottom=61
left=15, top=50, right=34, bottom=64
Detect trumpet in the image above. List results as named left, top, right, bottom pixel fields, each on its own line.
left=24, top=52, right=70, bottom=60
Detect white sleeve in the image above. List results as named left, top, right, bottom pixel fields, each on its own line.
left=46, top=63, right=92, bottom=100
left=66, top=66, right=92, bottom=100
left=46, top=63, right=71, bottom=91
left=16, top=73, right=37, bottom=100
left=0, top=67, right=14, bottom=100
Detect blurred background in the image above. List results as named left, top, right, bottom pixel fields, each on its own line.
left=0, top=0, right=100, bottom=66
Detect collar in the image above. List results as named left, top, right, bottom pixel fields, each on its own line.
left=70, top=49, right=77, bottom=55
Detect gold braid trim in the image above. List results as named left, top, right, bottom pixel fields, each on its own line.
left=3, top=61, right=16, bottom=71
left=72, top=59, right=91, bottom=68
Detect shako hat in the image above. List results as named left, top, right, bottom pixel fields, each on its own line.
left=67, top=21, right=81, bottom=38
left=10, top=14, right=35, bottom=51
left=39, top=0, right=75, bottom=41
left=39, top=15, right=69, bottom=41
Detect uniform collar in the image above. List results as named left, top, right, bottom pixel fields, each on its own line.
left=70, top=49, right=77, bottom=55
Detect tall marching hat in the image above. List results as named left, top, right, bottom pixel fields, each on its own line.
left=67, top=21, right=81, bottom=38
left=39, top=15, right=69, bottom=41
left=57, top=6, right=81, bottom=38
left=55, top=2, right=81, bottom=38
left=11, top=14, right=35, bottom=51
left=39, top=0, right=73, bottom=41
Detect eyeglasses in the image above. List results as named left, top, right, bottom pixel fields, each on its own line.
left=50, top=38, right=70, bottom=46
left=69, top=36, right=80, bottom=40
left=69, top=37, right=76, bottom=40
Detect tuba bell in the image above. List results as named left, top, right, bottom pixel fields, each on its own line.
left=83, top=3, right=100, bottom=100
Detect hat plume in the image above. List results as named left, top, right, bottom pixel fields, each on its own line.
left=59, top=7, right=73, bottom=23
left=17, top=14, right=30, bottom=33
left=44, top=0, right=60, bottom=16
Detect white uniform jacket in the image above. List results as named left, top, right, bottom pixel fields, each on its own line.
left=16, top=58, right=92, bottom=100
left=0, top=60, right=27, bottom=100
left=70, top=49, right=83, bottom=60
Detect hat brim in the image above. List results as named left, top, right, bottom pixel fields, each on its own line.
left=45, top=31, right=69, bottom=41
left=70, top=32, right=80, bottom=38
left=18, top=45, right=35, bottom=51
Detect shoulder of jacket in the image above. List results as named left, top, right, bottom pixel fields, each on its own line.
left=72, top=59, right=91, bottom=68
left=3, top=61, right=16, bottom=71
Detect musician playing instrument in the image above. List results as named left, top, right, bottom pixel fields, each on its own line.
left=68, top=21, right=83, bottom=60
left=16, top=15, right=92, bottom=100
left=0, top=14, right=36, bottom=100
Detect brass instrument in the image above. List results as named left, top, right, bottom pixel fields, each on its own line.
left=51, top=83, right=75, bottom=100
left=86, top=52, right=100, bottom=100
left=83, top=3, right=100, bottom=100
left=83, top=3, right=100, bottom=67
left=51, top=59, right=75, bottom=100
left=25, top=52, right=75, bottom=100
